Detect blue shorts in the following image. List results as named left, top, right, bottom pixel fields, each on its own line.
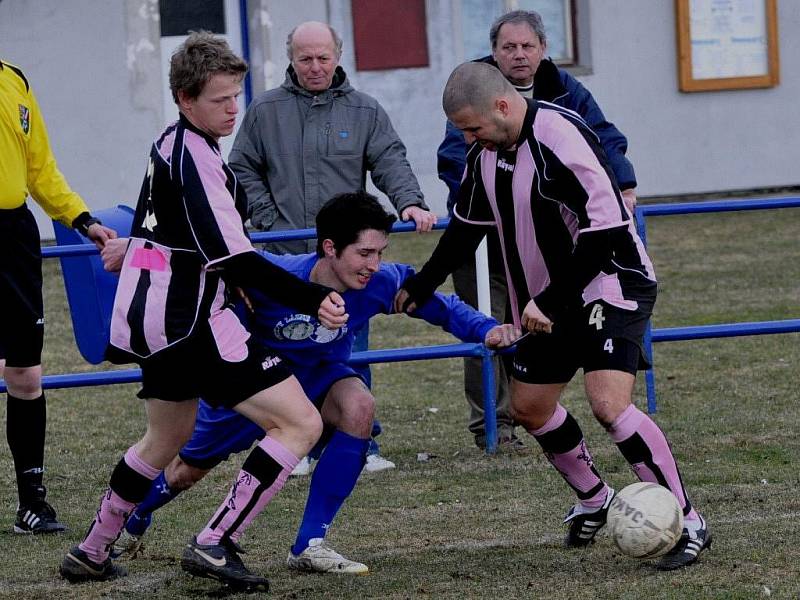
left=179, top=361, right=363, bottom=469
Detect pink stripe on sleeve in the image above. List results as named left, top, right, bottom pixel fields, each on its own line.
left=534, top=110, right=626, bottom=232
left=183, top=131, right=252, bottom=262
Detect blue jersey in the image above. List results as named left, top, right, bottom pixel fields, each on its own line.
left=241, top=251, right=499, bottom=370
left=180, top=252, right=499, bottom=467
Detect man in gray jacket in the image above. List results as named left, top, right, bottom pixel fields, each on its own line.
left=230, top=21, right=436, bottom=256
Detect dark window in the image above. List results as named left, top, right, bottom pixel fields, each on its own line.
left=160, top=0, right=226, bottom=36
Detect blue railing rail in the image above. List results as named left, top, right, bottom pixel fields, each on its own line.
left=636, top=196, right=800, bottom=412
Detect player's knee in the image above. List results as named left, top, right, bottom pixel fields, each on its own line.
left=589, top=397, right=628, bottom=429
left=168, top=459, right=208, bottom=491
left=343, top=391, right=375, bottom=430
left=4, top=365, right=43, bottom=398
left=510, top=399, right=550, bottom=430
left=297, top=406, right=324, bottom=447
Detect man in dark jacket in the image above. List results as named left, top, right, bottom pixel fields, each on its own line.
left=437, top=10, right=638, bottom=450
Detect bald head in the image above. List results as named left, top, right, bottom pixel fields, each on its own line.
left=286, top=21, right=342, bottom=61
left=442, top=62, right=517, bottom=118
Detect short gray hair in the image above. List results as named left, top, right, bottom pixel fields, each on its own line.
left=489, top=10, right=546, bottom=49
left=286, top=23, right=343, bottom=61
left=442, top=62, right=516, bottom=117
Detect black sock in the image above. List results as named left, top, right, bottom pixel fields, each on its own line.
left=6, top=393, right=47, bottom=506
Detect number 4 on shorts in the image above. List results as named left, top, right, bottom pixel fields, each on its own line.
left=588, top=303, right=605, bottom=330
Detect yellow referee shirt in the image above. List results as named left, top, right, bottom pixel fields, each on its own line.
left=0, top=60, right=89, bottom=226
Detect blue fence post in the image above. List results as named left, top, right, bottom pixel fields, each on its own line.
left=481, top=346, right=498, bottom=455
left=635, top=204, right=659, bottom=414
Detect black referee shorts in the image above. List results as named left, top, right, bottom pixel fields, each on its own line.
left=0, top=205, right=44, bottom=367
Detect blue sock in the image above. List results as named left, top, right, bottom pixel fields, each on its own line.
left=125, top=471, right=180, bottom=536
left=291, top=430, right=369, bottom=555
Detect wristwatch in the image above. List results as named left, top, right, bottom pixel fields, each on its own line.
left=74, top=215, right=102, bottom=237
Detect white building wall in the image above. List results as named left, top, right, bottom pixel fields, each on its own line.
left=578, top=0, right=800, bottom=197
left=0, top=0, right=163, bottom=238
left=1, top=0, right=798, bottom=235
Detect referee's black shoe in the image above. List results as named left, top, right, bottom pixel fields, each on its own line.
left=563, top=487, right=615, bottom=547
left=14, top=501, right=66, bottom=534
left=656, top=516, right=712, bottom=570
left=181, top=536, right=270, bottom=592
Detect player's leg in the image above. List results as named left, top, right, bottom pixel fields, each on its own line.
left=583, top=298, right=710, bottom=569
left=1, top=207, right=64, bottom=533
left=117, top=400, right=264, bottom=555
left=289, top=376, right=371, bottom=574
left=183, top=374, right=319, bottom=591
left=510, top=332, right=614, bottom=547
left=585, top=365, right=709, bottom=568
left=61, top=397, right=199, bottom=582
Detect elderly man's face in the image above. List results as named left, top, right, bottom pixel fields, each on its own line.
left=492, top=22, right=546, bottom=87
left=291, top=27, right=339, bottom=92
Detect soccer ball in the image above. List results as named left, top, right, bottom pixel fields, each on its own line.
left=607, top=482, right=684, bottom=559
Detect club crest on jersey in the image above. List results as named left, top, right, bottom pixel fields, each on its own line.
left=18, top=104, right=30, bottom=134
left=274, top=314, right=346, bottom=344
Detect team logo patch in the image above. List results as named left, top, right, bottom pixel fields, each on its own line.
left=18, top=104, right=30, bottom=134
left=274, top=314, right=347, bottom=344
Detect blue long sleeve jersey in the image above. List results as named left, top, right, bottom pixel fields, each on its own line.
left=239, top=252, right=499, bottom=367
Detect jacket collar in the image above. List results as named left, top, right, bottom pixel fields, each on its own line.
left=476, top=55, right=567, bottom=102
left=282, top=65, right=352, bottom=98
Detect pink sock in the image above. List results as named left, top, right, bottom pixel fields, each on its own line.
left=197, top=436, right=299, bottom=545
left=609, top=404, right=699, bottom=521
left=530, top=404, right=609, bottom=509
left=79, top=446, right=160, bottom=563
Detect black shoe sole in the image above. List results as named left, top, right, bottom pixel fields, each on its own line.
left=59, top=557, right=127, bottom=582
left=14, top=524, right=67, bottom=535
left=182, top=559, right=269, bottom=593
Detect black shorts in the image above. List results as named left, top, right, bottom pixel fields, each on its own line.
left=0, top=205, right=44, bottom=367
left=511, top=295, right=655, bottom=385
left=137, top=326, right=293, bottom=408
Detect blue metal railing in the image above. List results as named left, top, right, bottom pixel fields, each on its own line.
left=636, top=196, right=800, bottom=412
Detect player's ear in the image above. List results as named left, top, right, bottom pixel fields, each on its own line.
left=322, top=238, right=337, bottom=257
left=496, top=97, right=510, bottom=117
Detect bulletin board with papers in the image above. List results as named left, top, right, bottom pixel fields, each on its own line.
left=675, top=0, right=779, bottom=92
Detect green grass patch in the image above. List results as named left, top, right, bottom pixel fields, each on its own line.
left=0, top=206, right=798, bottom=598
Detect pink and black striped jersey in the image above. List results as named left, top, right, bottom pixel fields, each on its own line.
left=109, top=115, right=253, bottom=361
left=453, top=100, right=656, bottom=328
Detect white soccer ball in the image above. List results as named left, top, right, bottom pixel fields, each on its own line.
left=607, top=482, right=684, bottom=559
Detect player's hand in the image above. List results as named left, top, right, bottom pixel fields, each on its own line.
left=87, top=223, right=117, bottom=250
left=401, top=205, right=437, bottom=233
left=318, top=291, right=348, bottom=330
left=100, top=237, right=128, bottom=272
left=621, top=188, right=637, bottom=214
left=394, top=288, right=417, bottom=314
left=484, top=324, right=522, bottom=349
left=521, top=299, right=553, bottom=334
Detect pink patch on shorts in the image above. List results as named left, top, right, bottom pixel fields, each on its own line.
left=130, top=247, right=168, bottom=271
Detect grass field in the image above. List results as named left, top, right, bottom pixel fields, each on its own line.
left=0, top=205, right=798, bottom=599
